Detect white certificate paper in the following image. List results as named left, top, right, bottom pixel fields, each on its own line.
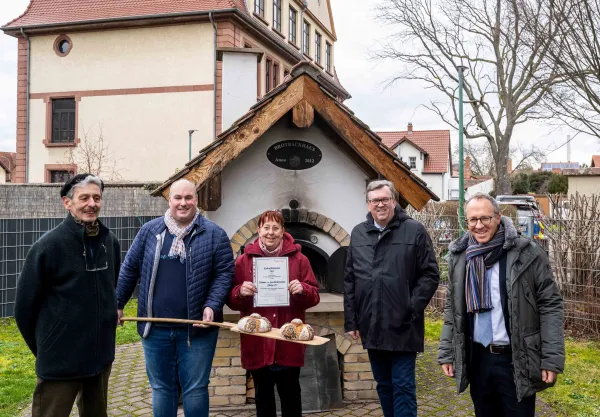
left=253, top=257, right=290, bottom=307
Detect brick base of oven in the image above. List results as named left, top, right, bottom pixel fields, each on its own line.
left=210, top=311, right=377, bottom=407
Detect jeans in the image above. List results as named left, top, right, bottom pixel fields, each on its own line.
left=250, top=366, right=302, bottom=417
left=469, top=343, right=536, bottom=417
left=32, top=365, right=111, bottom=417
left=368, top=350, right=417, bottom=417
left=142, top=326, right=219, bottom=417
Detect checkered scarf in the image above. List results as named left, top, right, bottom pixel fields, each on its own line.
left=465, top=225, right=505, bottom=313
left=163, top=209, right=199, bottom=263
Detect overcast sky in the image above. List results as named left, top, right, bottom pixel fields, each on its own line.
left=1, top=0, right=599, bottom=166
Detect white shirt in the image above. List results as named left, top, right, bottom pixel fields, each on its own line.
left=473, top=262, right=510, bottom=345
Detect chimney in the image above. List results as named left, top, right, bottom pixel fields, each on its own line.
left=407, top=122, right=413, bottom=134
left=465, top=156, right=471, bottom=180
left=507, top=159, right=513, bottom=173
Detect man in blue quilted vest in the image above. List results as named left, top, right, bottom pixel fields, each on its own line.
left=117, top=179, right=234, bottom=417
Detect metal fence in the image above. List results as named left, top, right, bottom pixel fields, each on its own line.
left=0, top=215, right=158, bottom=318
left=3, top=208, right=599, bottom=339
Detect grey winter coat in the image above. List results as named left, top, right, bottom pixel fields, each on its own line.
left=437, top=217, right=565, bottom=401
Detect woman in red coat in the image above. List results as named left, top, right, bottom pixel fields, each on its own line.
left=228, top=210, right=320, bottom=417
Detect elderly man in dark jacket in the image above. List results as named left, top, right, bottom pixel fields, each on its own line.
left=438, top=192, right=564, bottom=417
left=117, top=179, right=234, bottom=417
left=344, top=180, right=440, bottom=417
left=15, top=174, right=120, bottom=417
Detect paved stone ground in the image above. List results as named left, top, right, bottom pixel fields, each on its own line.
left=21, top=343, right=557, bottom=417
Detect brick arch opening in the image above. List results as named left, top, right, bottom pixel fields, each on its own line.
left=229, top=208, right=351, bottom=257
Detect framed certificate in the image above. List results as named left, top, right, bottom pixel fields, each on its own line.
left=253, top=257, right=290, bottom=307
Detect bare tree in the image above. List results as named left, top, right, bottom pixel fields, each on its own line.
left=452, top=141, right=545, bottom=176
left=541, top=0, right=600, bottom=139
left=66, top=124, right=123, bottom=180
left=374, top=0, right=569, bottom=194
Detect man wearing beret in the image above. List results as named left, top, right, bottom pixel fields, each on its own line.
left=15, top=174, right=121, bottom=417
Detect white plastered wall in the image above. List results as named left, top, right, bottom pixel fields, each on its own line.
left=568, top=176, right=600, bottom=196
left=421, top=173, right=444, bottom=201
left=26, top=24, right=215, bottom=182
left=28, top=92, right=214, bottom=182
left=222, top=52, right=259, bottom=131
left=204, top=118, right=371, bottom=240
left=29, top=24, right=214, bottom=92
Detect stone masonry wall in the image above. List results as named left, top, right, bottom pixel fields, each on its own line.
left=209, top=327, right=247, bottom=407
left=209, top=311, right=376, bottom=407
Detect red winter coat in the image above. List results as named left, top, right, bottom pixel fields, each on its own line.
left=227, top=233, right=320, bottom=370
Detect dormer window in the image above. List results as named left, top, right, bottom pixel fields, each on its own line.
left=409, top=157, right=416, bottom=169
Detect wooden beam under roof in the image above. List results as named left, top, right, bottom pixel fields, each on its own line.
left=155, top=72, right=436, bottom=210
left=301, top=75, right=433, bottom=210
left=292, top=99, right=314, bottom=128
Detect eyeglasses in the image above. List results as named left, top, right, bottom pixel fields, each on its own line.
left=368, top=197, right=393, bottom=206
left=260, top=225, right=282, bottom=233
left=466, top=216, right=495, bottom=227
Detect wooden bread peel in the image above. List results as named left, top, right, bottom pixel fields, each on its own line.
left=121, top=317, right=329, bottom=346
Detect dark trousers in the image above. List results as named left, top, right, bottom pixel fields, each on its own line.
left=368, top=350, right=417, bottom=417
left=32, top=365, right=111, bottom=417
left=250, top=366, right=302, bottom=417
left=470, top=343, right=536, bottom=417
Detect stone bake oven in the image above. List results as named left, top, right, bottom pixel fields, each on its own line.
left=152, top=63, right=438, bottom=412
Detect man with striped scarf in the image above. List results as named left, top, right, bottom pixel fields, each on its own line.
left=438, top=193, right=564, bottom=417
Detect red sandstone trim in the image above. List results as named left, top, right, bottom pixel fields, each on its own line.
left=42, top=95, right=81, bottom=148
left=53, top=34, right=73, bottom=57
left=15, top=37, right=28, bottom=183
left=44, top=163, right=77, bottom=183
left=30, top=84, right=214, bottom=100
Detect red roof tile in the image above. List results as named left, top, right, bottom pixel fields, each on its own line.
left=377, top=130, right=451, bottom=174
left=592, top=155, right=600, bottom=168
left=3, top=0, right=246, bottom=28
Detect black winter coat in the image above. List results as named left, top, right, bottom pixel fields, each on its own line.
left=344, top=205, right=440, bottom=352
left=15, top=215, right=121, bottom=380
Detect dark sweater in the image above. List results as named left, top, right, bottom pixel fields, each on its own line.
left=15, top=215, right=121, bottom=380
left=152, top=232, right=191, bottom=321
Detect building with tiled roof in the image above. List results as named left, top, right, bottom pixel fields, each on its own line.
left=0, top=152, right=16, bottom=182
left=2, top=0, right=347, bottom=183
left=377, top=123, right=452, bottom=200
left=591, top=155, right=600, bottom=168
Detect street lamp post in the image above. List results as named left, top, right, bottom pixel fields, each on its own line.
left=188, top=130, right=197, bottom=161
left=457, top=65, right=468, bottom=235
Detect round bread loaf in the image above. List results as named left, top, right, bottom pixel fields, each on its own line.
left=237, top=313, right=272, bottom=333
left=280, top=319, right=314, bottom=341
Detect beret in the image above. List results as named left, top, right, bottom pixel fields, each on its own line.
left=60, top=173, right=104, bottom=198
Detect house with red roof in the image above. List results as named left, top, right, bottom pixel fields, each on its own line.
left=377, top=123, right=453, bottom=200
left=2, top=0, right=348, bottom=183
left=0, top=152, right=16, bottom=182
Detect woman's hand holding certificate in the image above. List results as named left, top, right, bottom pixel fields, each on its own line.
left=288, top=279, right=304, bottom=295
left=239, top=281, right=257, bottom=297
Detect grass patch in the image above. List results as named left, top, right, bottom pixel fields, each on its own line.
left=424, top=313, right=443, bottom=343
left=0, top=300, right=140, bottom=417
left=116, top=299, right=141, bottom=345
left=425, top=316, right=600, bottom=416
left=539, top=337, right=600, bottom=417
left=0, top=319, right=36, bottom=417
